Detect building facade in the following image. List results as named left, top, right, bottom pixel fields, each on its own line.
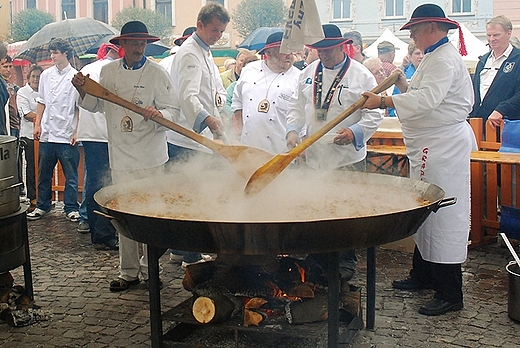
left=2, top=1, right=520, bottom=47
left=3, top=0, right=291, bottom=50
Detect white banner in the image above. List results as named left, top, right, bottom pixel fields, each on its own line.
left=280, top=0, right=324, bottom=54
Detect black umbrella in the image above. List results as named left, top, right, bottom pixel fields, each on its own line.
left=16, top=18, right=118, bottom=63
left=85, top=35, right=170, bottom=57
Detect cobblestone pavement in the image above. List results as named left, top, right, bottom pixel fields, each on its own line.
left=1, top=201, right=519, bottom=347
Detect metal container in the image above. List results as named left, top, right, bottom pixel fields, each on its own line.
left=0, top=205, right=28, bottom=273
left=0, top=135, right=21, bottom=216
left=95, top=171, right=455, bottom=255
left=506, top=261, right=520, bottom=322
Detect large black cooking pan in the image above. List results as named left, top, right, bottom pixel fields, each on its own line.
left=94, top=170, right=455, bottom=255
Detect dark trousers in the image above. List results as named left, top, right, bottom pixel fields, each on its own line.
left=410, top=246, right=463, bottom=303
left=81, top=141, right=116, bottom=244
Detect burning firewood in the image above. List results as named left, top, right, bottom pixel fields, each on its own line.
left=192, top=294, right=235, bottom=324
left=285, top=292, right=328, bottom=324
left=244, top=297, right=268, bottom=309
left=340, top=284, right=361, bottom=318
left=182, top=262, right=216, bottom=291
left=287, top=283, right=315, bottom=299
left=243, top=308, right=265, bottom=327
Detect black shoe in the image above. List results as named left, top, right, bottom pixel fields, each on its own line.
left=93, top=239, right=119, bottom=251
left=392, top=276, right=430, bottom=290
left=418, top=298, right=463, bottom=316
left=109, top=278, right=140, bottom=292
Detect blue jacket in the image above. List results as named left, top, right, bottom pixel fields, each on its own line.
left=0, top=78, right=9, bottom=135
left=470, top=47, right=520, bottom=121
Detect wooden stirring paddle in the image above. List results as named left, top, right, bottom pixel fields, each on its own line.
left=244, top=70, right=401, bottom=194
left=80, top=75, right=274, bottom=179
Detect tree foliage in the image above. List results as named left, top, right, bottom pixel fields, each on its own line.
left=232, top=0, right=287, bottom=38
left=10, top=9, right=55, bottom=42
left=112, top=7, right=172, bottom=42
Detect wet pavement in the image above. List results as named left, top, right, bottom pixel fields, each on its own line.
left=1, top=201, right=519, bottom=347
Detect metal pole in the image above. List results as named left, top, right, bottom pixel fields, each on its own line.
left=366, top=247, right=376, bottom=330
left=147, top=245, right=163, bottom=348
left=327, top=252, right=340, bottom=347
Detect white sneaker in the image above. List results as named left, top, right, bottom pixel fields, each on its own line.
left=27, top=208, right=47, bottom=221
left=66, top=211, right=80, bottom=222
left=181, top=254, right=214, bottom=270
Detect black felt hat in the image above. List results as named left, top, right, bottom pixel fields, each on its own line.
left=401, top=4, right=459, bottom=30
left=173, top=26, right=197, bottom=46
left=110, top=21, right=160, bottom=45
left=258, top=32, right=283, bottom=54
left=306, top=24, right=352, bottom=50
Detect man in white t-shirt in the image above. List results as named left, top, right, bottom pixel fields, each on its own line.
left=28, top=38, right=80, bottom=223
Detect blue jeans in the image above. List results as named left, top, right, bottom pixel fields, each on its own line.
left=79, top=141, right=116, bottom=244
left=167, top=142, right=206, bottom=263
left=36, top=142, right=79, bottom=214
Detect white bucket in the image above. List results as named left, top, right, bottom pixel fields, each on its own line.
left=506, top=261, right=520, bottom=322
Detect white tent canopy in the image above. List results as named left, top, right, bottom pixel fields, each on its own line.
left=364, top=28, right=410, bottom=64
left=449, top=23, right=488, bottom=65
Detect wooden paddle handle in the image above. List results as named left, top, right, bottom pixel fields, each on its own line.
left=80, top=75, right=220, bottom=151
left=290, top=69, right=401, bottom=157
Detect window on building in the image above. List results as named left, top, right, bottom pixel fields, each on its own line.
left=93, top=0, right=108, bottom=23
left=452, top=0, right=471, bottom=13
left=208, top=0, right=225, bottom=6
left=26, top=0, right=36, bottom=8
left=385, top=0, right=404, bottom=17
left=332, top=0, right=351, bottom=19
left=156, top=0, right=172, bottom=21
left=62, top=0, right=76, bottom=19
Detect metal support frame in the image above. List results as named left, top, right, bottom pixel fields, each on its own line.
left=145, top=246, right=377, bottom=348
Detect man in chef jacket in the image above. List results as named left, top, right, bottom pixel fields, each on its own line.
left=363, top=4, right=476, bottom=316
left=232, top=32, right=300, bottom=155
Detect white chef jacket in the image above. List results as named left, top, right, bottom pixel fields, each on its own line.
left=168, top=34, right=226, bottom=152
left=232, top=60, right=300, bottom=154
left=286, top=57, right=383, bottom=170
left=392, top=41, right=477, bottom=263
left=37, top=64, right=78, bottom=143
left=17, top=83, right=38, bottom=140
left=159, top=51, right=209, bottom=153
left=76, top=58, right=113, bottom=143
left=79, top=58, right=175, bottom=171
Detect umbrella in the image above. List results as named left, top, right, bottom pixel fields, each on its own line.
left=238, top=27, right=284, bottom=52
left=15, top=17, right=118, bottom=63
left=84, top=35, right=171, bottom=57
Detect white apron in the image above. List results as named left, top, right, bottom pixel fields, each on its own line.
left=403, top=121, right=476, bottom=263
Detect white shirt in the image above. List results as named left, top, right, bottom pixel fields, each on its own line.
left=37, top=64, right=78, bottom=143
left=480, top=43, right=513, bottom=101
left=286, top=58, right=383, bottom=170
left=159, top=52, right=209, bottom=152
left=17, top=83, right=38, bottom=139
left=232, top=60, right=300, bottom=154
left=76, top=58, right=114, bottom=143
left=79, top=58, right=175, bottom=170
left=169, top=34, right=226, bottom=151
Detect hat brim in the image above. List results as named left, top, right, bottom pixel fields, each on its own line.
left=306, top=38, right=352, bottom=50
left=173, top=34, right=191, bottom=46
left=400, top=17, right=459, bottom=31
left=110, top=33, right=161, bottom=45
left=258, top=42, right=281, bottom=55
